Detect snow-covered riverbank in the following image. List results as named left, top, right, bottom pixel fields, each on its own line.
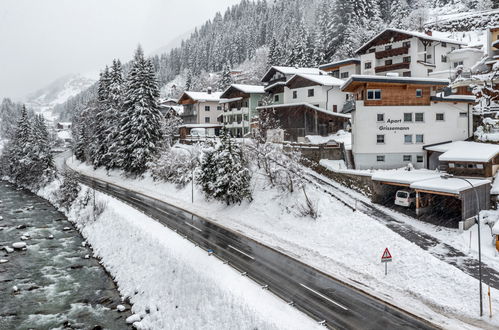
left=64, top=155, right=499, bottom=329
left=37, top=178, right=320, bottom=330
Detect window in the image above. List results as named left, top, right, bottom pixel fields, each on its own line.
left=293, top=91, right=297, bottom=99
left=377, top=135, right=385, bottom=144
left=331, top=70, right=340, bottom=78
left=274, top=94, right=279, bottom=102
left=403, top=41, right=411, bottom=48
left=428, top=69, right=433, bottom=74
left=403, top=56, right=411, bottom=63
left=417, top=155, right=423, bottom=163
left=367, top=89, right=381, bottom=100
left=205, top=117, right=210, bottom=123
left=441, top=55, right=447, bottom=63
left=385, top=45, right=392, bottom=50
left=333, top=105, right=338, bottom=112
left=436, top=113, right=444, bottom=121
left=385, top=59, right=393, bottom=66
left=217, top=106, right=222, bottom=110
left=365, top=62, right=372, bottom=69
left=404, top=134, right=412, bottom=143
left=308, top=89, right=314, bottom=97
left=453, top=61, right=464, bottom=68
left=449, top=163, right=455, bottom=168
left=403, top=71, right=412, bottom=77
left=377, top=113, right=385, bottom=122
left=415, top=113, right=424, bottom=122
left=340, top=72, right=349, bottom=79
left=459, top=112, right=467, bottom=117
left=404, top=113, right=413, bottom=122
left=403, top=155, right=412, bottom=162
left=416, top=134, right=424, bottom=143
left=427, top=54, right=432, bottom=59
left=441, top=42, right=447, bottom=47
left=477, top=164, right=484, bottom=169
left=416, top=89, right=423, bottom=97
left=369, top=48, right=376, bottom=53
left=205, top=106, right=210, bottom=111
left=377, top=155, right=385, bottom=162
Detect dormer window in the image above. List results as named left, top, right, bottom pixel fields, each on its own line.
left=385, top=45, right=392, bottom=50
left=441, top=42, right=447, bottom=47
left=368, top=48, right=376, bottom=53
left=403, top=41, right=411, bottom=48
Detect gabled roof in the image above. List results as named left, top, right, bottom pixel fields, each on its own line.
left=256, top=102, right=351, bottom=119
left=355, top=28, right=466, bottom=55
left=318, top=58, right=360, bottom=71
left=221, top=84, right=265, bottom=98
left=261, top=66, right=323, bottom=82
left=341, top=75, right=449, bottom=92
left=286, top=73, right=345, bottom=87
left=178, top=91, right=223, bottom=103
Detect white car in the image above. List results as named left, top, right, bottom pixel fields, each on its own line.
left=394, top=190, right=416, bottom=208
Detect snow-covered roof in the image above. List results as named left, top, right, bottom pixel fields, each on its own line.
left=341, top=75, right=449, bottom=91
left=372, top=170, right=441, bottom=185
left=493, top=220, right=499, bottom=235
left=448, top=47, right=484, bottom=56
left=430, top=95, right=476, bottom=103
left=287, top=73, right=345, bottom=87
left=261, top=66, right=323, bottom=82
left=410, top=177, right=490, bottom=195
left=318, top=58, right=360, bottom=71
left=356, top=28, right=466, bottom=54
left=429, top=141, right=499, bottom=162
left=221, top=84, right=265, bottom=98
left=264, top=81, right=287, bottom=91
left=179, top=124, right=223, bottom=128
left=219, top=97, right=243, bottom=104
left=256, top=102, right=351, bottom=119
left=180, top=91, right=224, bottom=102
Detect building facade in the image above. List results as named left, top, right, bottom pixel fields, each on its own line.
left=356, top=28, right=465, bottom=78
left=341, top=75, right=474, bottom=169
left=220, top=84, right=265, bottom=137
left=177, top=89, right=224, bottom=125
left=319, top=58, right=361, bottom=80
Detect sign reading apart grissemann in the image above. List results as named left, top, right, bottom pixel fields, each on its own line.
left=378, top=119, right=410, bottom=131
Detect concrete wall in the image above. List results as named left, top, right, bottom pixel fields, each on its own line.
left=310, top=162, right=373, bottom=197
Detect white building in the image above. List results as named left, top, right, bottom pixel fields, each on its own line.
left=318, top=58, right=361, bottom=80
left=356, top=28, right=466, bottom=78
left=177, top=89, right=225, bottom=125
left=341, top=75, right=475, bottom=170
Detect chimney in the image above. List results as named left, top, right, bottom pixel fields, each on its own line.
left=207, top=87, right=212, bottom=94
left=424, top=30, right=433, bottom=36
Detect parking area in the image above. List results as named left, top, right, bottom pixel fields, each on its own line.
left=372, top=170, right=491, bottom=229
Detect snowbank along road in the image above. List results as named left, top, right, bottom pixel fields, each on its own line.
left=64, top=162, right=438, bottom=330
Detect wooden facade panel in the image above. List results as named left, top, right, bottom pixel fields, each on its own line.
left=363, top=85, right=432, bottom=106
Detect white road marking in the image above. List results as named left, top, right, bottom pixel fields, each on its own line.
left=228, top=244, right=255, bottom=260
left=299, top=283, right=349, bottom=311
left=184, top=222, right=202, bottom=232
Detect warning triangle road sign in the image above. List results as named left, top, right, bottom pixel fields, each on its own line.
left=381, top=248, right=392, bottom=261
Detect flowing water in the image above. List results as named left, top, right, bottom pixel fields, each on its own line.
left=0, top=181, right=130, bottom=329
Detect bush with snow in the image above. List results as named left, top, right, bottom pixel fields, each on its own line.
left=57, top=170, right=81, bottom=210
left=150, top=145, right=201, bottom=188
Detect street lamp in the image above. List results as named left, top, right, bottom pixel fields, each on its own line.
left=441, top=173, right=483, bottom=316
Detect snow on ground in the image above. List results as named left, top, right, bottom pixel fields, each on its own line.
left=65, top=156, right=499, bottom=329
left=305, top=130, right=351, bottom=150
left=37, top=179, right=320, bottom=330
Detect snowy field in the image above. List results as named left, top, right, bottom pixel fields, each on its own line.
left=65, top=155, right=499, bottom=329
left=38, top=179, right=320, bottom=330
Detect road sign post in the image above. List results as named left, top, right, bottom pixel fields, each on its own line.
left=381, top=248, right=392, bottom=275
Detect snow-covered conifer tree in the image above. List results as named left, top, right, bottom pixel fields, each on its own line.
left=119, top=46, right=163, bottom=175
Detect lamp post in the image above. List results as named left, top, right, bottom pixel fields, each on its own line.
left=441, top=174, right=483, bottom=316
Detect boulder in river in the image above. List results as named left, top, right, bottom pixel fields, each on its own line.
left=4, top=246, right=14, bottom=253
left=0, top=259, right=8, bottom=263
left=12, top=242, right=27, bottom=249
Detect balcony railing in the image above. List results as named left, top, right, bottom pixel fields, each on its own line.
left=375, top=62, right=410, bottom=73
left=375, top=46, right=409, bottom=59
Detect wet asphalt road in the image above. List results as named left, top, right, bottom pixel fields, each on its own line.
left=66, top=167, right=438, bottom=330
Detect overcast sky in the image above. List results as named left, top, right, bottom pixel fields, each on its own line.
left=0, top=0, right=241, bottom=101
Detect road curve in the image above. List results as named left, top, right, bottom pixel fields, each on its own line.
left=64, top=162, right=439, bottom=330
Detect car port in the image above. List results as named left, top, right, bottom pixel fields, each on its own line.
left=372, top=171, right=491, bottom=229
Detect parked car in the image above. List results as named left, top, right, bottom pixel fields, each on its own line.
left=394, top=190, right=416, bottom=207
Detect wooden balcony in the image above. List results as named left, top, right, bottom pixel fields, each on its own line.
left=375, top=46, right=409, bottom=59
left=375, top=62, right=410, bottom=73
